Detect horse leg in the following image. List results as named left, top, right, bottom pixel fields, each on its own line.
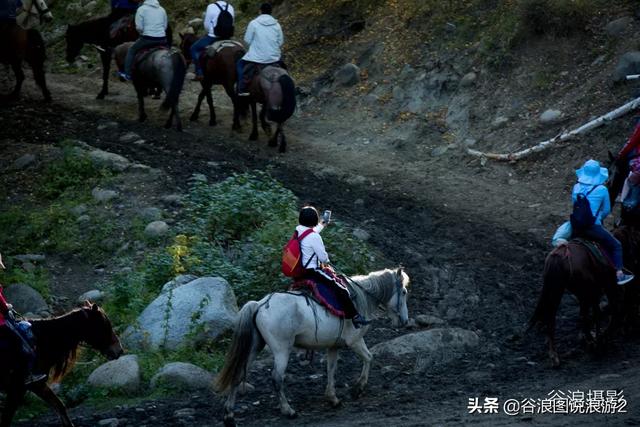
left=174, top=105, right=183, bottom=132
left=30, top=383, right=74, bottom=427
left=190, top=86, right=206, bottom=122
left=97, top=50, right=111, bottom=100
left=349, top=337, right=373, bottom=398
left=579, top=300, right=595, bottom=348
left=31, top=62, right=51, bottom=102
left=164, top=106, right=175, bottom=129
left=205, top=85, right=216, bottom=126
left=136, top=87, right=147, bottom=123
left=260, top=105, right=272, bottom=136
left=224, top=85, right=241, bottom=131
left=1, top=382, right=26, bottom=427
left=249, top=101, right=259, bottom=141
left=10, top=61, right=25, bottom=100
left=278, top=124, right=287, bottom=153
left=272, top=346, right=296, bottom=418
left=324, top=348, right=341, bottom=407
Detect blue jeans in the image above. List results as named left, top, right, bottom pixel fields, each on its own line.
left=190, top=35, right=216, bottom=76
left=578, top=224, right=623, bottom=270
left=124, top=36, right=166, bottom=76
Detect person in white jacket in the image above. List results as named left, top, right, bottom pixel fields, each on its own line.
left=121, top=0, right=168, bottom=80
left=190, top=1, right=235, bottom=80
left=236, top=2, right=284, bottom=95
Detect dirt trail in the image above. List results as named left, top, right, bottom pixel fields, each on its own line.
left=4, top=74, right=640, bottom=426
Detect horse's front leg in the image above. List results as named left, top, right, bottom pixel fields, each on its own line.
left=30, top=383, right=74, bottom=427
left=272, top=346, right=296, bottom=418
left=10, top=61, right=25, bottom=99
left=97, top=49, right=111, bottom=100
left=249, top=101, right=259, bottom=141
left=324, top=348, right=341, bottom=407
left=579, top=300, right=595, bottom=348
left=135, top=86, right=147, bottom=122
left=190, top=85, right=206, bottom=122
left=205, top=85, right=216, bottom=126
left=349, top=337, right=372, bottom=399
left=224, top=85, right=241, bottom=131
left=31, top=61, right=51, bottom=102
left=260, top=105, right=272, bottom=136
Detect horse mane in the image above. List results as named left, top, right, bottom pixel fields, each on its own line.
left=349, top=269, right=401, bottom=319
left=30, top=308, right=90, bottom=381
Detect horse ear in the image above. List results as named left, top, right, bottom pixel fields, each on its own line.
left=83, top=300, right=92, bottom=308
left=92, top=303, right=99, bottom=312
left=396, top=267, right=404, bottom=277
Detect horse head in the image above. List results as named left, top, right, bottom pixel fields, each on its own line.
left=65, top=24, right=83, bottom=64
left=607, top=150, right=629, bottom=206
left=388, top=267, right=410, bottom=328
left=80, top=301, right=124, bottom=361
left=178, top=32, right=197, bottom=64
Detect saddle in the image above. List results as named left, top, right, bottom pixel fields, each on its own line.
left=132, top=45, right=170, bottom=75
left=205, top=39, right=244, bottom=57
left=289, top=268, right=354, bottom=318
left=571, top=238, right=614, bottom=268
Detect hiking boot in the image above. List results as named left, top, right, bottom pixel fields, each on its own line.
left=617, top=273, right=635, bottom=286
left=352, top=314, right=371, bottom=329
left=117, top=71, right=131, bottom=82
left=192, top=74, right=204, bottom=82
left=237, top=92, right=250, bottom=97
left=24, top=373, right=47, bottom=386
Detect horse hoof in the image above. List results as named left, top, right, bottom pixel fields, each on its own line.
left=223, top=416, right=236, bottom=427
left=189, top=115, right=198, bottom=122
left=350, top=386, right=365, bottom=399
left=249, top=133, right=258, bottom=141
left=44, top=94, right=52, bottom=103
left=209, top=120, right=217, bottom=127
left=286, top=411, right=297, bottom=419
left=328, top=398, right=342, bottom=408
left=279, top=146, right=286, bottom=154
left=139, top=116, right=147, bottom=123
left=268, top=138, right=278, bottom=147
left=96, top=93, right=106, bottom=100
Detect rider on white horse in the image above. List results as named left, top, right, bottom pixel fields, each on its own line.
left=295, top=206, right=371, bottom=328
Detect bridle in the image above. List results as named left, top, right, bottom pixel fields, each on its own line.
left=345, top=272, right=406, bottom=318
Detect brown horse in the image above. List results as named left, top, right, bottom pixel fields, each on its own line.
left=0, top=303, right=123, bottom=427
left=245, top=65, right=297, bottom=153
left=0, top=22, right=50, bottom=102
left=529, top=241, right=623, bottom=367
left=179, top=34, right=245, bottom=130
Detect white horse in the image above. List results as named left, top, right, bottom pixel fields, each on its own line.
left=17, top=0, right=53, bottom=29
left=216, top=268, right=410, bottom=426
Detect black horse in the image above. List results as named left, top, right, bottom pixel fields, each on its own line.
left=65, top=16, right=172, bottom=99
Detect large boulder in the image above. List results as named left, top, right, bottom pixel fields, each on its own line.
left=123, top=277, right=238, bottom=350
left=605, top=17, right=634, bottom=37
left=88, top=149, right=130, bottom=172
left=4, top=284, right=48, bottom=315
left=150, top=362, right=214, bottom=391
left=87, top=355, right=141, bottom=394
left=612, top=51, right=640, bottom=82
left=371, top=328, right=479, bottom=366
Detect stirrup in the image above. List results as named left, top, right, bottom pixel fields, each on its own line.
left=24, top=373, right=47, bottom=386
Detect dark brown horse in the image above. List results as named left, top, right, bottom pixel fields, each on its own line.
left=245, top=65, right=297, bottom=153
left=179, top=34, right=245, bottom=130
left=529, top=241, right=623, bottom=367
left=0, top=303, right=123, bottom=427
left=65, top=16, right=172, bottom=99
left=0, top=22, right=50, bottom=102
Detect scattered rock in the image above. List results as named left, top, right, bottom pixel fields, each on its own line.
left=13, top=254, right=45, bottom=263
left=334, top=63, right=360, bottom=87
left=238, top=381, right=255, bottom=395
left=78, top=290, right=105, bottom=303
left=83, top=0, right=97, bottom=10
left=77, top=215, right=91, bottom=223
left=69, top=204, right=88, bottom=217
left=4, top=284, right=48, bottom=314
left=431, top=146, right=449, bottom=157
left=463, top=138, right=477, bottom=147
left=605, top=16, right=634, bottom=37
left=460, top=72, right=477, bottom=87
left=371, top=328, right=479, bottom=362
left=140, top=207, right=163, bottom=221
left=173, top=408, right=196, bottom=418
left=491, top=116, right=509, bottom=129
left=161, top=194, right=184, bottom=207
left=144, top=221, right=169, bottom=238
left=97, top=121, right=118, bottom=131
left=123, top=277, right=238, bottom=350
left=13, top=154, right=36, bottom=170
left=539, top=109, right=562, bottom=124
left=415, top=314, right=446, bottom=328
left=352, top=228, right=370, bottom=241
left=88, top=149, right=130, bottom=172
left=119, top=132, right=142, bottom=143
left=612, top=51, right=640, bottom=82
left=97, top=419, right=120, bottom=427
left=150, top=362, right=215, bottom=391
left=87, top=355, right=140, bottom=394
left=92, top=188, right=118, bottom=203
left=354, top=199, right=364, bottom=206
left=160, top=275, right=199, bottom=294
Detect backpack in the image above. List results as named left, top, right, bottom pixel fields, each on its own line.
left=214, top=2, right=234, bottom=39
left=282, top=229, right=315, bottom=278
left=570, top=185, right=602, bottom=231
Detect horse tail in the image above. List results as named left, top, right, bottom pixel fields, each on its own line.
left=528, top=247, right=569, bottom=333
left=161, top=51, right=186, bottom=111
left=268, top=74, right=296, bottom=123
left=216, top=300, right=264, bottom=393
left=26, top=28, right=46, bottom=66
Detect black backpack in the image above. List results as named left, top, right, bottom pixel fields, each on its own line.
left=570, top=185, right=601, bottom=231
left=214, top=2, right=234, bottom=39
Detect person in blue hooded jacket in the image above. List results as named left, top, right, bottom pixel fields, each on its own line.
left=553, top=159, right=634, bottom=285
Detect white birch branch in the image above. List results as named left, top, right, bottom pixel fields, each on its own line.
left=466, top=96, right=640, bottom=161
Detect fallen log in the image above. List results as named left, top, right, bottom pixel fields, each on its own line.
left=467, top=96, right=640, bottom=161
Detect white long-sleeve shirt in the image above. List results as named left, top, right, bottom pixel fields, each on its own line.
left=135, top=0, right=167, bottom=38
left=242, top=14, right=283, bottom=63
left=203, top=1, right=234, bottom=38
left=296, top=224, right=328, bottom=270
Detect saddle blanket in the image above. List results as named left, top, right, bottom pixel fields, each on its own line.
left=572, top=238, right=614, bottom=268
left=290, top=279, right=347, bottom=318
left=205, top=39, right=244, bottom=57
